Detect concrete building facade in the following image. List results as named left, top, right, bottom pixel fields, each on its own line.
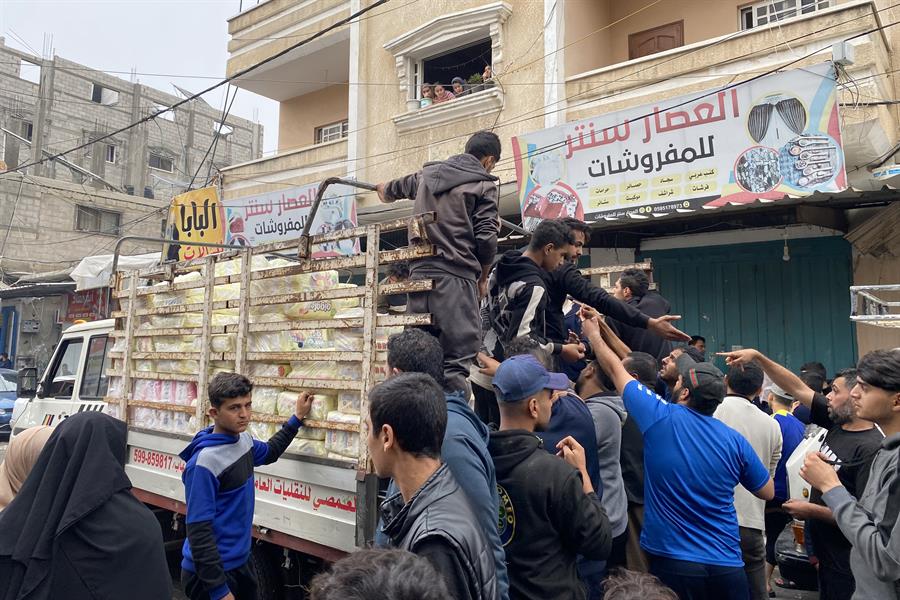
left=218, top=0, right=900, bottom=368
left=0, top=37, right=263, bottom=199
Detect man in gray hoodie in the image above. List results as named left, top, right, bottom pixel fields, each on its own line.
left=376, top=131, right=501, bottom=394
left=576, top=358, right=629, bottom=572
left=801, top=349, right=900, bottom=600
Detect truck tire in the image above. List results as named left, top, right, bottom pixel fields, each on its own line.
left=251, top=545, right=283, bottom=600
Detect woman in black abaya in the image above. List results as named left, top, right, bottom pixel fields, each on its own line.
left=0, top=411, right=172, bottom=600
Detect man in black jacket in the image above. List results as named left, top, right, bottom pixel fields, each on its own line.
left=547, top=219, right=688, bottom=352
left=489, top=354, right=612, bottom=600
left=607, top=268, right=677, bottom=361
left=485, top=219, right=584, bottom=364
left=376, top=131, right=501, bottom=394
left=371, top=373, right=497, bottom=600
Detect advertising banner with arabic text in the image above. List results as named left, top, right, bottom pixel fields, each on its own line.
left=163, top=186, right=226, bottom=262
left=512, top=63, right=846, bottom=229
left=223, top=182, right=359, bottom=257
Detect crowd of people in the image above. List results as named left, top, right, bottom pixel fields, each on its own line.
left=420, top=66, right=494, bottom=108
left=0, top=131, right=898, bottom=600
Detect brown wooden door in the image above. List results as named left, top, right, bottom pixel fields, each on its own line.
left=628, top=20, right=684, bottom=60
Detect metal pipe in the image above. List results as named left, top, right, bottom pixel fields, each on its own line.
left=499, top=218, right=530, bottom=236
left=301, top=178, right=378, bottom=240
left=107, top=235, right=245, bottom=319
left=111, top=235, right=243, bottom=276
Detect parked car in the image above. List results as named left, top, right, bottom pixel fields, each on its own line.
left=0, top=368, right=18, bottom=441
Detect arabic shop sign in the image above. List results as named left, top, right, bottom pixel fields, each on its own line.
left=223, top=182, right=360, bottom=257
left=64, top=289, right=108, bottom=322
left=163, top=186, right=226, bottom=262
left=511, top=63, right=846, bottom=228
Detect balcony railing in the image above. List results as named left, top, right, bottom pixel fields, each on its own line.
left=220, top=139, right=348, bottom=200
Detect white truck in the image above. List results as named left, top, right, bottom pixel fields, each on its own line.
left=12, top=184, right=433, bottom=599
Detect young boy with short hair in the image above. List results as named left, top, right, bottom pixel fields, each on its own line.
left=180, top=372, right=312, bottom=600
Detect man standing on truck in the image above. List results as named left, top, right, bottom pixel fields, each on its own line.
left=376, top=130, right=501, bottom=395
left=180, top=372, right=313, bottom=600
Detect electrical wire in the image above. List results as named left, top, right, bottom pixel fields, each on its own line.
left=0, top=0, right=392, bottom=178
left=220, top=2, right=900, bottom=181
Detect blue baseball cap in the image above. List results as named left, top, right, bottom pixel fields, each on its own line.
left=492, top=354, right=570, bottom=403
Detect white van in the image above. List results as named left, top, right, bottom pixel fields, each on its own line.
left=11, top=319, right=115, bottom=437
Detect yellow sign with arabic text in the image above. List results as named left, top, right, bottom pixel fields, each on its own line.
left=163, top=186, right=225, bottom=262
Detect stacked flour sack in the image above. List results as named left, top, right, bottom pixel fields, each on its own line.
left=106, top=255, right=400, bottom=464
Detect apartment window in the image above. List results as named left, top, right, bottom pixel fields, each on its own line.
left=76, top=205, right=121, bottom=235
left=420, top=38, right=492, bottom=98
left=315, top=120, right=349, bottom=144
left=19, top=59, right=41, bottom=85
left=148, top=152, right=174, bottom=172
left=90, top=83, right=119, bottom=106
left=85, top=142, right=117, bottom=164
left=740, top=0, right=830, bottom=29
left=629, top=21, right=684, bottom=60
left=22, top=121, right=33, bottom=142
left=383, top=2, right=510, bottom=133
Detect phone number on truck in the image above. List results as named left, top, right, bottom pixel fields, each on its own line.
left=130, top=447, right=185, bottom=474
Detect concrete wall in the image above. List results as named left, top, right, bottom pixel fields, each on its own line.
left=565, top=0, right=612, bottom=76
left=0, top=39, right=262, bottom=200
left=278, top=85, right=348, bottom=152
left=8, top=296, right=66, bottom=375
left=0, top=173, right=167, bottom=273
left=565, top=0, right=856, bottom=76
left=355, top=0, right=547, bottom=199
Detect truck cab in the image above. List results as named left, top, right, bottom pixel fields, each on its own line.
left=11, top=319, right=114, bottom=437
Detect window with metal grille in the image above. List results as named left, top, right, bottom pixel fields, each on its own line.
left=740, top=0, right=829, bottom=29
left=315, top=120, right=349, bottom=144
left=75, top=205, right=121, bottom=235
left=148, top=152, right=174, bottom=172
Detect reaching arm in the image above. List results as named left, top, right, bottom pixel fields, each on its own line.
left=719, top=349, right=815, bottom=407
left=580, top=310, right=634, bottom=395
left=582, top=305, right=631, bottom=359
left=752, top=478, right=776, bottom=501
left=561, top=266, right=649, bottom=328
left=377, top=173, right=421, bottom=203
left=252, top=393, right=311, bottom=466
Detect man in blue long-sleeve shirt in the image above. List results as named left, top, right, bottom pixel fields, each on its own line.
left=180, top=372, right=312, bottom=600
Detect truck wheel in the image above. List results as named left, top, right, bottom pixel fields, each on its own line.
left=251, top=545, right=283, bottom=600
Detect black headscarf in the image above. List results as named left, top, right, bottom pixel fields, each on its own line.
left=0, top=412, right=171, bottom=600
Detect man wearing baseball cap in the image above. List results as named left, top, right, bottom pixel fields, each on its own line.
left=581, top=311, right=773, bottom=600
left=488, top=354, right=611, bottom=600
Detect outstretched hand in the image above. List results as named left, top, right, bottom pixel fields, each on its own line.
left=647, top=315, right=690, bottom=342
left=717, top=348, right=762, bottom=368
left=477, top=352, right=500, bottom=377
left=295, top=392, right=314, bottom=420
